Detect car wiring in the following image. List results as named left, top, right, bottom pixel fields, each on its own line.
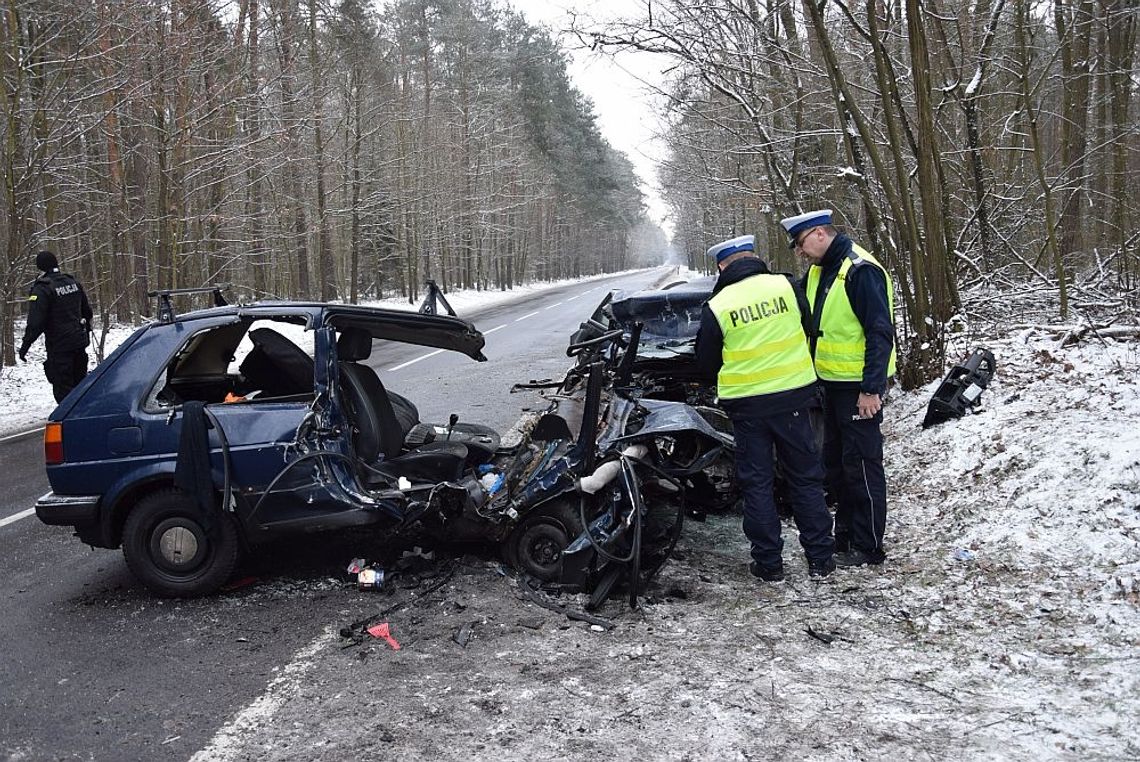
left=247, top=449, right=359, bottom=521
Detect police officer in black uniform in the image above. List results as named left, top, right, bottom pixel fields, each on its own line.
left=781, top=210, right=895, bottom=568
left=19, top=251, right=94, bottom=403
left=695, top=234, right=835, bottom=582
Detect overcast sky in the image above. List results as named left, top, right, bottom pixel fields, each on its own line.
left=504, top=0, right=673, bottom=236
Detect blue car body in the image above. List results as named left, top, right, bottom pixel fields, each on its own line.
left=35, top=300, right=489, bottom=594
left=33, top=289, right=709, bottom=604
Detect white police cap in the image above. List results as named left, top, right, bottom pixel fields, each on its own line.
left=706, top=234, right=755, bottom=264
left=779, top=209, right=833, bottom=246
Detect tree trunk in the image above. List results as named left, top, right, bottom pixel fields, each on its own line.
left=1016, top=0, right=1068, bottom=316
left=275, top=0, right=310, bottom=299
left=905, top=0, right=958, bottom=338
left=1054, top=0, right=1095, bottom=274
left=1104, top=0, right=1136, bottom=287
left=307, top=0, right=335, bottom=301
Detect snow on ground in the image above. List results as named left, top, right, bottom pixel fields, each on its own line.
left=184, top=308, right=1139, bottom=760
left=5, top=268, right=1138, bottom=756
left=860, top=328, right=1140, bottom=757
left=0, top=269, right=667, bottom=438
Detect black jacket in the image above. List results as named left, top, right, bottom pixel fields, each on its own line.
left=801, top=233, right=894, bottom=395
left=21, top=270, right=93, bottom=355
left=694, top=256, right=817, bottom=418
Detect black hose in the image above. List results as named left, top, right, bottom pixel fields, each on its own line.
left=575, top=454, right=639, bottom=564
left=619, top=457, right=643, bottom=609
left=202, top=407, right=232, bottom=514
left=623, top=454, right=686, bottom=586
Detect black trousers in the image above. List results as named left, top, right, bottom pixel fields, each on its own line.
left=44, top=350, right=88, bottom=403
left=733, top=408, right=834, bottom=568
left=822, top=385, right=887, bottom=559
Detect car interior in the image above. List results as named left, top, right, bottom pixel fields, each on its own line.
left=148, top=317, right=315, bottom=408
left=333, top=326, right=500, bottom=484
left=148, top=317, right=500, bottom=484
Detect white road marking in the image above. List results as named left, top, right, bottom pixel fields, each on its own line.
left=0, top=508, right=35, bottom=529
left=388, top=348, right=444, bottom=371
left=0, top=427, right=40, bottom=443
left=547, top=301, right=564, bottom=308
left=514, top=311, right=540, bottom=323
left=189, top=630, right=331, bottom=762
left=387, top=322, right=508, bottom=370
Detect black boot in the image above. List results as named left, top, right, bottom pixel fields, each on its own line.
left=749, top=560, right=785, bottom=582
left=808, top=557, right=836, bottom=578
left=834, top=548, right=885, bottom=568
left=834, top=533, right=851, bottom=554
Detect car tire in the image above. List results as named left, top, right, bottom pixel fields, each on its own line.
left=122, top=489, right=240, bottom=598
left=505, top=501, right=582, bottom=582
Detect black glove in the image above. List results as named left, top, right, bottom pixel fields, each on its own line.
left=18, top=346, right=27, bottom=362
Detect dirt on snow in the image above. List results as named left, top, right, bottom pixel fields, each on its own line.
left=189, top=319, right=1139, bottom=762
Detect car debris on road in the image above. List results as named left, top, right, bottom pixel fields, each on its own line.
left=34, top=278, right=740, bottom=612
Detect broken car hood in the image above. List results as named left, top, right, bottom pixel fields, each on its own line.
left=599, top=397, right=735, bottom=451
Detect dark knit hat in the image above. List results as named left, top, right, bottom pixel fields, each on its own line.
left=35, top=251, right=59, bottom=272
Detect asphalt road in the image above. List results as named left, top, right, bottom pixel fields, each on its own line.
left=0, top=268, right=672, bottom=761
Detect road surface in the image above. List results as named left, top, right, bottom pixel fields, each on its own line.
left=0, top=268, right=671, bottom=761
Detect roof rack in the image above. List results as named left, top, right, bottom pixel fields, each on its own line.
left=147, top=285, right=230, bottom=323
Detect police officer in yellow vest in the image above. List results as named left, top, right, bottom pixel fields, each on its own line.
left=780, top=210, right=895, bottom=567
left=695, top=234, right=835, bottom=581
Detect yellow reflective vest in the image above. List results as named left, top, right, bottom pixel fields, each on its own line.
left=707, top=273, right=817, bottom=399
left=804, top=244, right=897, bottom=382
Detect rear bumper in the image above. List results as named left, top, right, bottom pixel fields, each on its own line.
left=35, top=491, right=100, bottom=526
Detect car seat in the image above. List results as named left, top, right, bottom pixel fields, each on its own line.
left=336, top=327, right=472, bottom=484
left=335, top=328, right=500, bottom=463
left=239, top=328, right=314, bottom=397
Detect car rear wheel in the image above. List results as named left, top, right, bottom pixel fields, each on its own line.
left=122, top=489, right=240, bottom=598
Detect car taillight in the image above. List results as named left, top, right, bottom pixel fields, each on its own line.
left=44, top=423, right=63, bottom=465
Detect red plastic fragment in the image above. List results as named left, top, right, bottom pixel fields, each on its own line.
left=367, top=622, right=401, bottom=650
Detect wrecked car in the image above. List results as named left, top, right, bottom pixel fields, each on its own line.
left=34, top=285, right=711, bottom=605
left=563, top=275, right=741, bottom=516
left=562, top=272, right=828, bottom=519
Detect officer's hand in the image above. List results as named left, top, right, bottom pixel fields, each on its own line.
left=17, top=347, right=27, bottom=362
left=856, top=392, right=882, bottom=419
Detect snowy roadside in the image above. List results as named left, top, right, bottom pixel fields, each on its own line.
left=0, top=268, right=672, bottom=438
left=7, top=264, right=1136, bottom=756
left=189, top=320, right=1139, bottom=760
left=850, top=328, right=1140, bottom=756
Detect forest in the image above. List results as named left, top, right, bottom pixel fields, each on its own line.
left=2, top=0, right=1137, bottom=387
left=592, top=0, right=1137, bottom=385
left=0, top=0, right=654, bottom=364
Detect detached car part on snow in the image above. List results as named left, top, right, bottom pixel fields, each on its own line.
left=922, top=348, right=996, bottom=428
left=34, top=286, right=713, bottom=605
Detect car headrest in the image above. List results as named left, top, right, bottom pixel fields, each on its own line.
left=337, top=327, right=373, bottom=361
left=242, top=328, right=313, bottom=395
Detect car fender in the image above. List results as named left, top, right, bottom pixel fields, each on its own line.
left=98, top=461, right=182, bottom=548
